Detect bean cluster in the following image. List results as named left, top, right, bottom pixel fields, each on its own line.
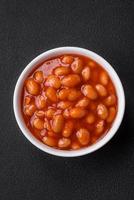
left=22, top=55, right=117, bottom=150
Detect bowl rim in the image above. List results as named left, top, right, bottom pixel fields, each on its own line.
left=13, top=46, right=125, bottom=157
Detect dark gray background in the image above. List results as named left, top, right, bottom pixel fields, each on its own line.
left=0, top=0, right=133, bottom=199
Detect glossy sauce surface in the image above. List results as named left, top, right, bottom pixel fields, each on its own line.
left=22, top=55, right=117, bottom=150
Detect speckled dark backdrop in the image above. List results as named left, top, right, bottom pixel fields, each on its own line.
left=0, top=1, right=134, bottom=199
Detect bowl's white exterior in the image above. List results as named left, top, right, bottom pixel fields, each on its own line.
left=13, top=47, right=125, bottom=157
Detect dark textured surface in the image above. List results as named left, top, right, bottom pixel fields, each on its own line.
left=0, top=0, right=134, bottom=199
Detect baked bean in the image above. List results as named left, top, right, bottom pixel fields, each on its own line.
left=76, top=97, right=90, bottom=108
left=24, top=96, right=31, bottom=105
left=35, top=110, right=45, bottom=118
left=62, top=121, right=74, bottom=137
left=76, top=128, right=90, bottom=145
left=68, top=89, right=81, bottom=101
left=96, top=120, right=105, bottom=134
left=25, top=78, right=40, bottom=95
left=45, top=87, right=57, bottom=102
left=53, top=109, right=62, bottom=115
left=58, top=138, right=71, bottom=148
left=54, top=66, right=70, bottom=76
left=36, top=95, right=46, bottom=109
left=91, top=136, right=98, bottom=144
left=40, top=129, right=47, bottom=137
left=71, top=142, right=80, bottom=150
left=82, top=66, right=91, bottom=81
left=25, top=104, right=36, bottom=116
left=45, top=75, right=61, bottom=89
left=62, top=55, right=74, bottom=64
left=63, top=109, right=70, bottom=119
left=95, top=84, right=107, bottom=97
left=57, top=101, right=72, bottom=109
left=81, top=84, right=98, bottom=100
left=97, top=104, right=108, bottom=120
left=100, top=72, right=109, bottom=85
left=52, top=114, right=64, bottom=133
left=42, top=136, right=57, bottom=147
left=70, top=107, right=86, bottom=118
left=86, top=113, right=95, bottom=124
left=58, top=88, right=69, bottom=100
left=71, top=58, right=83, bottom=73
left=104, top=94, right=116, bottom=106
left=33, top=118, right=44, bottom=130
left=61, top=74, right=81, bottom=87
left=88, top=61, right=96, bottom=68
left=107, top=107, right=116, bottom=123
left=45, top=108, right=56, bottom=119
left=44, top=120, right=51, bottom=131
left=33, top=71, right=44, bottom=83
left=48, top=131, right=58, bottom=138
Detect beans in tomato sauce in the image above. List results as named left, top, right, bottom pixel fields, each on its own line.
left=22, top=54, right=117, bottom=150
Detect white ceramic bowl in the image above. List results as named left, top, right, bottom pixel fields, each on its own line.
left=13, top=47, right=125, bottom=157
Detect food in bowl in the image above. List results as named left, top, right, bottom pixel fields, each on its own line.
left=22, top=54, right=117, bottom=150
